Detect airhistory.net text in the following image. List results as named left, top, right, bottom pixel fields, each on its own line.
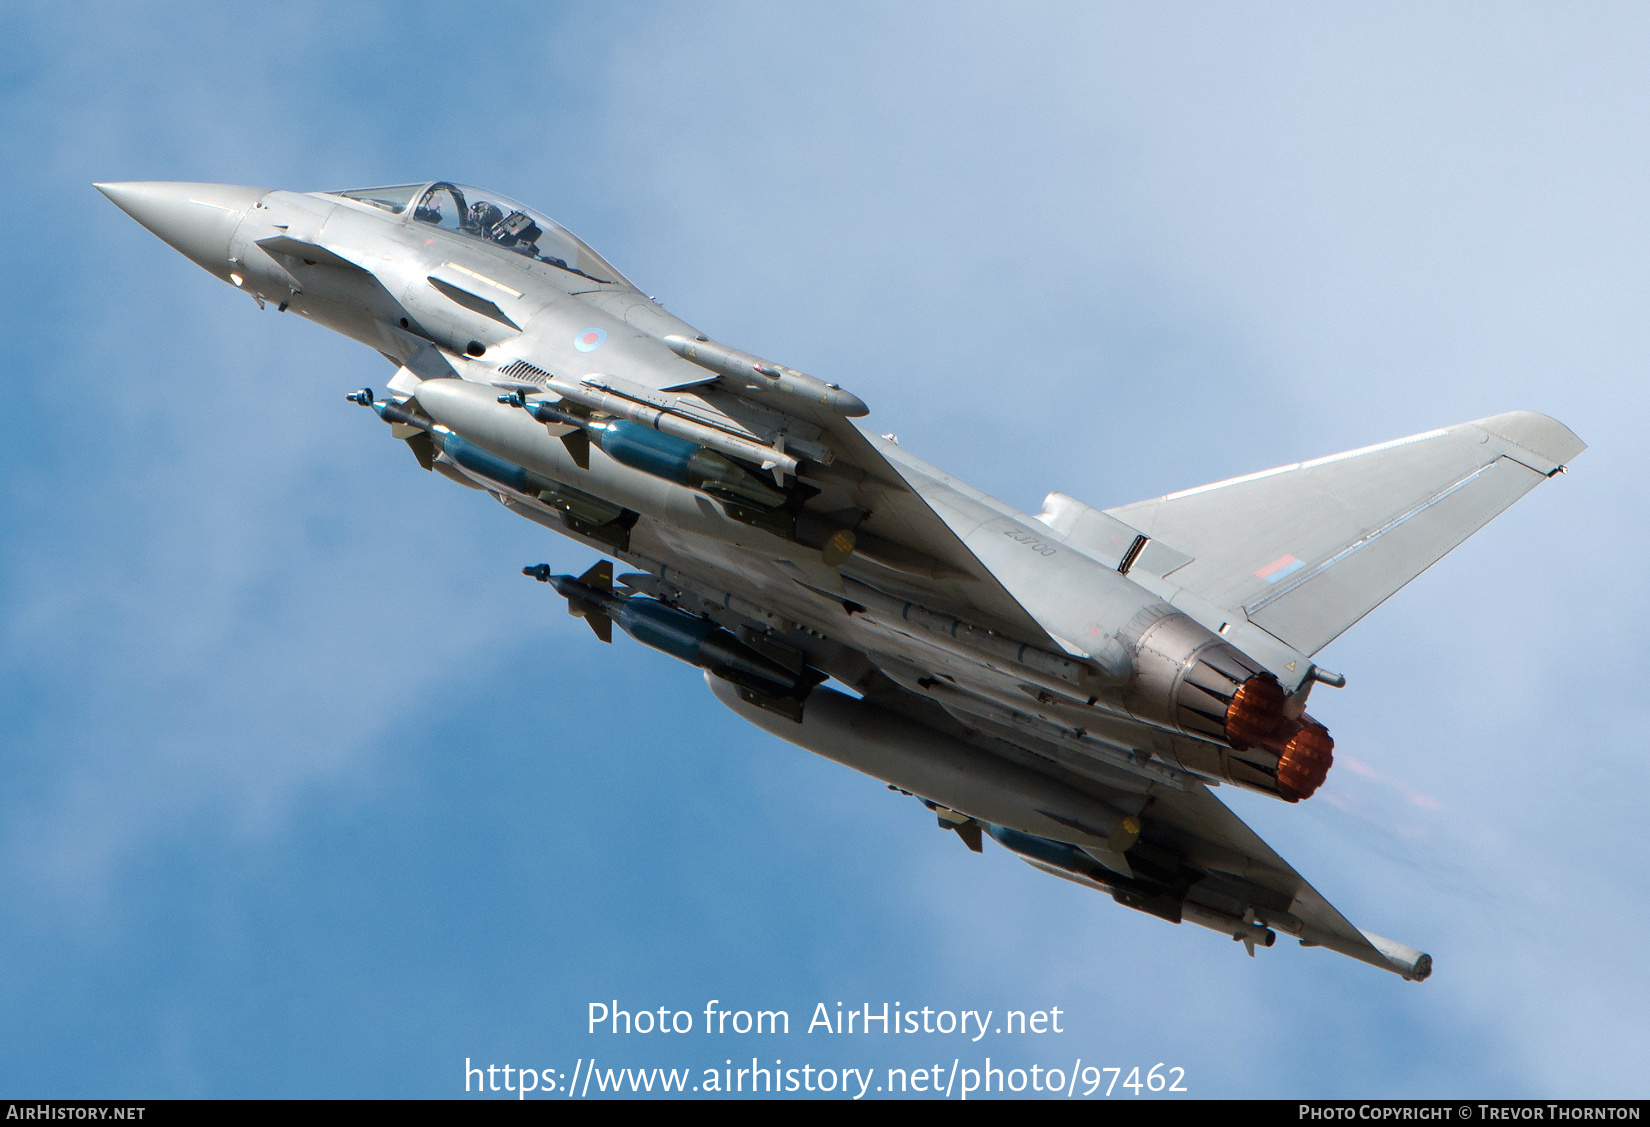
left=587, top=1000, right=1066, bottom=1041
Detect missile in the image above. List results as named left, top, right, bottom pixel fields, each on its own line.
left=512, top=394, right=789, bottom=509
left=524, top=560, right=824, bottom=717
left=661, top=334, right=869, bottom=418
left=989, top=824, right=1282, bottom=953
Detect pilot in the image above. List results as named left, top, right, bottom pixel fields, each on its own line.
left=467, top=201, right=504, bottom=236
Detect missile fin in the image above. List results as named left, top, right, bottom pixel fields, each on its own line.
left=1078, top=844, right=1134, bottom=879
left=734, top=684, right=804, bottom=723
left=561, top=429, right=591, bottom=470
left=956, top=820, right=984, bottom=853
left=563, top=592, right=613, bottom=643
left=585, top=610, right=612, bottom=644
left=404, top=431, right=436, bottom=471
left=577, top=560, right=614, bottom=593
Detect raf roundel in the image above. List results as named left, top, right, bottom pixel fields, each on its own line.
left=574, top=328, right=607, bottom=352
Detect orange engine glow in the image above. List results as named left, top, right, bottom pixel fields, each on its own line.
left=1276, top=723, right=1334, bottom=801
left=1224, top=673, right=1286, bottom=748
left=1223, top=673, right=1335, bottom=802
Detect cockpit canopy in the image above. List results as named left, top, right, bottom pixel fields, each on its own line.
left=333, top=181, right=630, bottom=287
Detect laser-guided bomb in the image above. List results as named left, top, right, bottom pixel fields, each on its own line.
left=523, top=560, right=825, bottom=719
left=101, top=177, right=1586, bottom=979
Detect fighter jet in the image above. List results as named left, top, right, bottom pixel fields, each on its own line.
left=98, top=179, right=1586, bottom=980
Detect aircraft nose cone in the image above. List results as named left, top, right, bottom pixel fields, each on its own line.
left=95, top=181, right=270, bottom=280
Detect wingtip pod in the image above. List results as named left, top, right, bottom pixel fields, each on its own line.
left=1358, top=930, right=1433, bottom=982
left=1470, top=411, right=1587, bottom=473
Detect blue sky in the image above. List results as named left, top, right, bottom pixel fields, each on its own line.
left=1, top=1, right=1646, bottom=1098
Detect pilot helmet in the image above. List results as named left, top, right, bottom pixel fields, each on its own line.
left=467, top=201, right=504, bottom=233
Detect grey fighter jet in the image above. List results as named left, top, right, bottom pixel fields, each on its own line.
left=98, top=179, right=1586, bottom=980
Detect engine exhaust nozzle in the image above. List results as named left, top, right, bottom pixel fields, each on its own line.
left=1126, top=612, right=1335, bottom=801
left=1225, top=671, right=1335, bottom=802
